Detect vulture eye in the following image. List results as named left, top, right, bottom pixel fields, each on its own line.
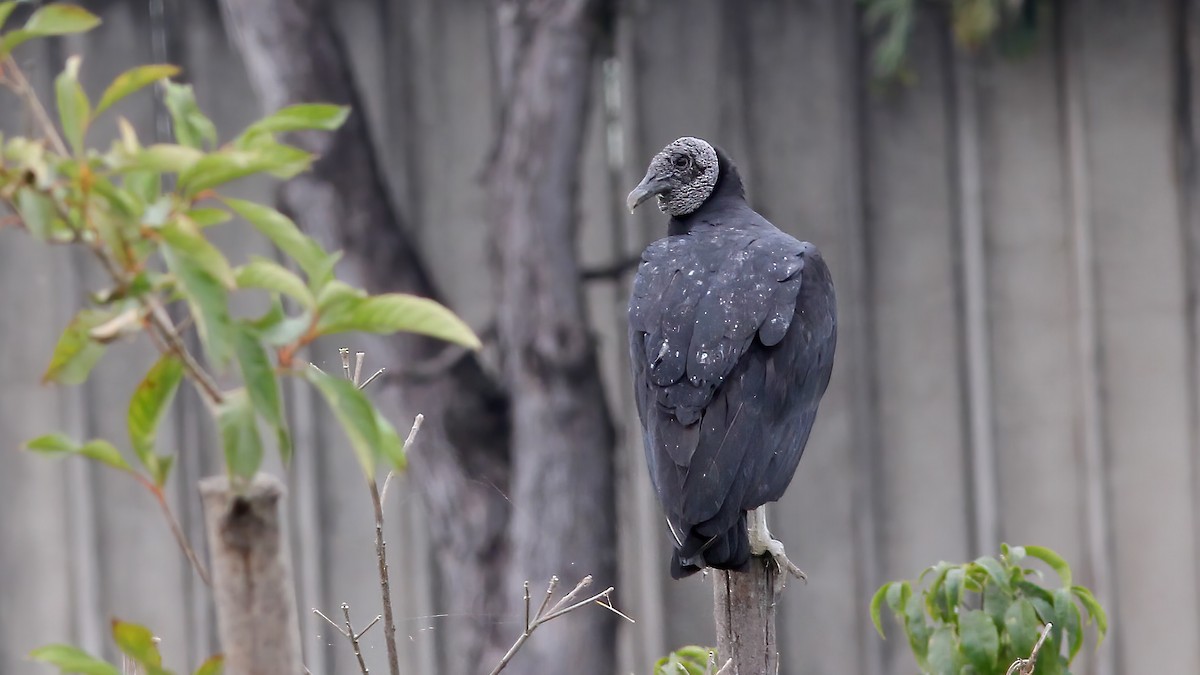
left=673, top=155, right=691, bottom=170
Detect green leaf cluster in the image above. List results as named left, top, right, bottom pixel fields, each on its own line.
left=870, top=544, right=1108, bottom=675
left=30, top=618, right=222, bottom=675
left=653, top=645, right=719, bottom=675
left=861, top=0, right=1049, bottom=81
left=4, top=6, right=480, bottom=485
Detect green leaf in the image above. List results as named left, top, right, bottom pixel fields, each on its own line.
left=162, top=229, right=236, bottom=367
left=193, top=655, right=223, bottom=675
left=25, top=433, right=78, bottom=455
left=973, top=555, right=1010, bottom=591
left=111, top=620, right=162, bottom=668
left=224, top=198, right=332, bottom=286
left=235, top=257, right=315, bottom=308
left=243, top=103, right=350, bottom=136
left=233, top=325, right=290, bottom=463
left=128, top=354, right=183, bottom=474
left=149, top=453, right=174, bottom=489
left=161, top=219, right=236, bottom=288
left=1, top=4, right=100, bottom=55
left=306, top=367, right=398, bottom=477
left=16, top=186, right=66, bottom=241
left=315, top=291, right=480, bottom=348
left=163, top=81, right=217, bottom=150
left=0, top=2, right=18, bottom=31
left=79, top=439, right=131, bottom=471
left=28, top=644, right=119, bottom=675
left=1067, top=598, right=1083, bottom=662
left=1070, top=585, right=1107, bottom=640
left=217, top=388, right=263, bottom=480
left=958, top=610, right=999, bottom=674
left=1024, top=545, right=1072, bottom=587
left=178, top=145, right=312, bottom=197
left=95, top=64, right=179, bottom=117
left=43, top=309, right=114, bottom=384
left=116, top=143, right=204, bottom=174
left=1005, top=598, right=1039, bottom=657
left=926, top=625, right=961, bottom=675
left=870, top=583, right=893, bottom=638
left=983, top=575, right=1011, bottom=634
left=903, top=589, right=931, bottom=669
left=943, top=566, right=965, bottom=617
left=54, top=55, right=90, bottom=154
left=187, top=207, right=231, bottom=228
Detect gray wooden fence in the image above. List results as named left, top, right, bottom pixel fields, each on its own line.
left=2, top=0, right=1198, bottom=673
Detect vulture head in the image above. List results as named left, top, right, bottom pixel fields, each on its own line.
left=626, top=136, right=720, bottom=217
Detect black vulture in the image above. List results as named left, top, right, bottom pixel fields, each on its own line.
left=626, top=137, right=837, bottom=584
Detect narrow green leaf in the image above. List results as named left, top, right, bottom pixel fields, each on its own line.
left=163, top=81, right=216, bottom=150
left=315, top=291, right=481, bottom=348
left=28, top=644, right=119, bottom=675
left=161, top=219, right=236, bottom=288
left=115, top=143, right=204, bottom=174
left=125, top=170, right=160, bottom=205
left=178, top=145, right=311, bottom=196
left=187, top=207, right=231, bottom=228
left=1024, top=545, right=1072, bottom=587
left=1070, top=585, right=1108, bottom=639
left=16, top=186, right=65, bottom=241
left=54, top=54, right=90, bottom=154
left=943, top=566, right=964, bottom=616
left=958, top=610, right=999, bottom=674
left=79, top=440, right=131, bottom=472
left=94, top=64, right=179, bottom=117
left=25, top=433, right=78, bottom=455
left=305, top=367, right=383, bottom=478
left=149, top=453, right=174, bottom=489
left=128, top=354, right=183, bottom=470
left=243, top=103, right=350, bottom=136
left=1, top=4, right=100, bottom=55
left=982, top=575, right=1011, bottom=634
left=162, top=235, right=236, bottom=367
left=43, top=309, right=114, bottom=384
left=193, top=655, right=224, bottom=675
left=1067, top=599, right=1084, bottom=662
left=217, top=388, right=263, bottom=480
left=111, top=620, right=162, bottom=668
left=224, top=198, right=331, bottom=285
left=870, top=583, right=893, bottom=638
left=233, top=325, right=290, bottom=463
left=376, top=407, right=405, bottom=472
left=235, top=257, right=315, bottom=308
left=926, top=625, right=960, bottom=675
left=0, top=2, right=19, bottom=31
left=903, top=590, right=931, bottom=669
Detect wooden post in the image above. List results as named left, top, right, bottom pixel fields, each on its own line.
left=713, top=559, right=779, bottom=675
left=199, top=474, right=303, bottom=675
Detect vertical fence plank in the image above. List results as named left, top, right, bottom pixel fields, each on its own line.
left=1076, top=1, right=1200, bottom=672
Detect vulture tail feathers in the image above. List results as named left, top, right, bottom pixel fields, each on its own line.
left=669, top=511, right=751, bottom=579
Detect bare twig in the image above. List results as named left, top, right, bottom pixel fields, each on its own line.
left=132, top=473, right=211, bottom=587
left=341, top=347, right=353, bottom=381
left=380, top=414, right=423, bottom=509
left=367, top=480, right=400, bottom=675
left=3, top=56, right=70, bottom=156
left=358, top=367, right=386, bottom=390
left=1006, top=622, right=1054, bottom=675
left=342, top=603, right=371, bottom=675
left=353, top=351, right=365, bottom=386
left=489, top=575, right=633, bottom=675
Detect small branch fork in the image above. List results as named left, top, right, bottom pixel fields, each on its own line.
left=1006, top=622, right=1054, bottom=675
left=488, top=575, right=634, bottom=675
left=313, top=603, right=381, bottom=675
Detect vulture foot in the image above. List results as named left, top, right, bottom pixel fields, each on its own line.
left=748, top=506, right=807, bottom=593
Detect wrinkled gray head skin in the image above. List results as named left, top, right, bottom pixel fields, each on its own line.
left=626, top=137, right=720, bottom=217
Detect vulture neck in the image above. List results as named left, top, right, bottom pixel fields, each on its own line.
left=668, top=146, right=748, bottom=236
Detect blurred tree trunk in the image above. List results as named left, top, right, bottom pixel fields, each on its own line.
left=218, top=0, right=616, bottom=673
left=483, top=0, right=617, bottom=673
left=218, top=0, right=512, bottom=672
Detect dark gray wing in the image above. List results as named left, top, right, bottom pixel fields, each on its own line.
left=629, top=228, right=836, bottom=542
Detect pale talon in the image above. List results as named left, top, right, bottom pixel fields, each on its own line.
left=747, top=506, right=807, bottom=593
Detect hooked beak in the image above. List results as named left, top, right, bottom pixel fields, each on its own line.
left=626, top=168, right=672, bottom=213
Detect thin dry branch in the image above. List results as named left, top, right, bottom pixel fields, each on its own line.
left=312, top=604, right=381, bottom=675
left=1006, top=622, right=1054, bottom=675
left=488, top=575, right=634, bottom=675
